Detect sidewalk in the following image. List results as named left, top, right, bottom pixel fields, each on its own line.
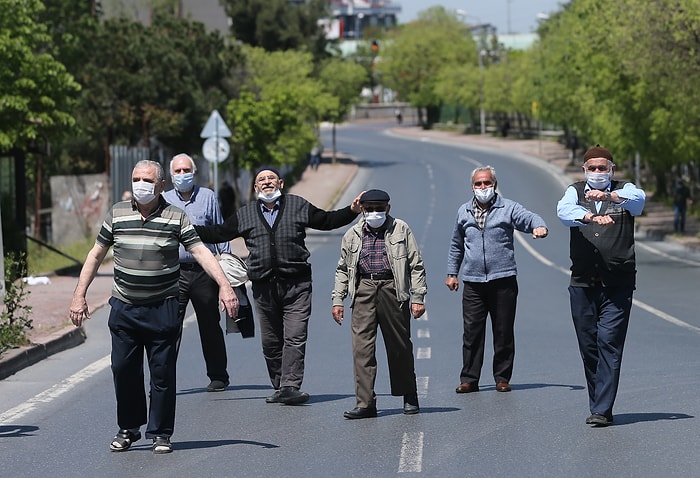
left=1, top=125, right=697, bottom=378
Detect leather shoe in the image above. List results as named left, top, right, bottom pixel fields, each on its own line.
left=277, top=386, right=310, bottom=405
left=265, top=390, right=282, bottom=403
left=496, top=381, right=511, bottom=392
left=343, top=406, right=378, bottom=419
left=403, top=393, right=420, bottom=415
left=455, top=383, right=479, bottom=394
left=585, top=413, right=613, bottom=427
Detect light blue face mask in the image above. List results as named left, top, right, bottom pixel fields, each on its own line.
left=173, top=172, right=194, bottom=192
left=585, top=171, right=611, bottom=190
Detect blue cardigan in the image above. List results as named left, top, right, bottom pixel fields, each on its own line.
left=446, top=194, right=547, bottom=283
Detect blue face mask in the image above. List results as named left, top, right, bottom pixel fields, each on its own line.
left=173, top=172, right=194, bottom=192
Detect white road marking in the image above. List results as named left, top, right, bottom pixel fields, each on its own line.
left=416, top=376, right=429, bottom=398
left=417, top=328, right=430, bottom=338
left=398, top=432, right=424, bottom=473
left=416, top=347, right=431, bottom=359
left=0, top=355, right=111, bottom=423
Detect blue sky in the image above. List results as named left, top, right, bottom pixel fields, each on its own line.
left=396, top=1, right=566, bottom=34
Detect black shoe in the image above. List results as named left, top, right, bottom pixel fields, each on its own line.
left=585, top=413, right=613, bottom=427
left=343, top=406, right=378, bottom=419
left=403, top=393, right=420, bottom=415
left=206, top=380, right=229, bottom=392
left=265, top=389, right=282, bottom=403
left=109, top=429, right=141, bottom=452
left=277, top=386, right=310, bottom=405
left=152, top=436, right=172, bottom=454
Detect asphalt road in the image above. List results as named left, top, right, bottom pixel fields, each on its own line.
left=1, top=122, right=699, bottom=477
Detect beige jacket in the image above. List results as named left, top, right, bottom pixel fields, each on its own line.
left=332, top=215, right=427, bottom=307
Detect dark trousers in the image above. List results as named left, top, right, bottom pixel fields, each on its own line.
left=251, top=277, right=312, bottom=390
left=673, top=204, right=687, bottom=233
left=351, top=278, right=417, bottom=408
left=569, top=285, right=633, bottom=418
left=460, top=276, right=518, bottom=385
left=177, top=266, right=228, bottom=382
left=108, top=297, right=180, bottom=438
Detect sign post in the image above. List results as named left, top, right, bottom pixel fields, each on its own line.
left=200, top=109, right=232, bottom=197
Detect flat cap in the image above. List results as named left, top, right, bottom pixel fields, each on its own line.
left=360, top=189, right=390, bottom=203
left=583, top=144, right=613, bottom=163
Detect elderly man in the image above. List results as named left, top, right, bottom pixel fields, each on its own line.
left=446, top=166, right=548, bottom=395
left=162, top=153, right=232, bottom=392
left=196, top=166, right=364, bottom=405
left=332, top=189, right=427, bottom=419
left=557, top=145, right=645, bottom=427
left=70, top=160, right=238, bottom=454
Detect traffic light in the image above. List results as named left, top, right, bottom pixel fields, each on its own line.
left=371, top=40, right=379, bottom=54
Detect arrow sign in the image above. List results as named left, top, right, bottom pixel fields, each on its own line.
left=200, top=109, right=232, bottom=138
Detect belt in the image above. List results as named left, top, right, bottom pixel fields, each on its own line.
left=180, top=262, right=202, bottom=271
left=360, top=272, right=393, bottom=280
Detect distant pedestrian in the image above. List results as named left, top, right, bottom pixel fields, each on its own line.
left=218, top=180, right=236, bottom=219
left=332, top=189, right=427, bottom=419
left=672, top=178, right=691, bottom=233
left=309, top=146, right=320, bottom=170
left=395, top=108, right=403, bottom=125
left=69, top=160, right=238, bottom=454
left=556, top=144, right=646, bottom=427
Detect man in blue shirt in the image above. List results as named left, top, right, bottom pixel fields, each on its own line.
left=163, top=153, right=233, bottom=392
left=557, top=145, right=645, bottom=427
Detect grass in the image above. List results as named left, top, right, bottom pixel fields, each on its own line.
left=27, top=237, right=96, bottom=276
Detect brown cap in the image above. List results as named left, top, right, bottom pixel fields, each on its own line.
left=583, top=144, right=613, bottom=162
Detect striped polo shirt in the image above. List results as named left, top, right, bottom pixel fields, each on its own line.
left=96, top=197, right=202, bottom=304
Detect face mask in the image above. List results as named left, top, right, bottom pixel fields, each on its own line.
left=585, top=172, right=611, bottom=190
left=172, top=172, right=194, bottom=192
left=364, top=211, right=386, bottom=228
left=257, top=189, right=282, bottom=203
left=132, top=180, right=156, bottom=205
left=474, top=187, right=495, bottom=204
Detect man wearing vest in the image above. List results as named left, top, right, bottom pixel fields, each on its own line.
left=196, top=166, right=363, bottom=405
left=557, top=145, right=646, bottom=427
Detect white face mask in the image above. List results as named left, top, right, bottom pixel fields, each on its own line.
left=585, top=172, right=611, bottom=190
left=474, top=187, right=495, bottom=204
left=172, top=172, right=194, bottom=192
left=132, top=180, right=156, bottom=205
left=364, top=211, right=386, bottom=228
left=257, top=189, right=282, bottom=203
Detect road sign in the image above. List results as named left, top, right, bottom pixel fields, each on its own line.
left=200, top=109, right=231, bottom=138
left=202, top=136, right=230, bottom=163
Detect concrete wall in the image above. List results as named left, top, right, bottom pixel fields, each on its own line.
left=50, top=174, right=111, bottom=247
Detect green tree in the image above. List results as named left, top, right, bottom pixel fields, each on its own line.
left=380, top=7, right=476, bottom=128
left=0, top=0, right=79, bottom=151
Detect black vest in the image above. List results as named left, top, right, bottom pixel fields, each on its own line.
left=568, top=180, right=637, bottom=287
left=238, top=194, right=312, bottom=281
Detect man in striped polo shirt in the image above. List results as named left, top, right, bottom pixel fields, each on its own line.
left=70, top=160, right=239, bottom=454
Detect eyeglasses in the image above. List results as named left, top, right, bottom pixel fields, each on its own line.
left=473, top=181, right=493, bottom=187
left=586, top=165, right=610, bottom=172
left=363, top=206, right=386, bottom=212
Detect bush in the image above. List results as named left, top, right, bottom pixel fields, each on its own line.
left=0, top=252, right=33, bottom=353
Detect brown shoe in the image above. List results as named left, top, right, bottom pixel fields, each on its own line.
left=455, top=383, right=479, bottom=394
left=496, top=381, right=511, bottom=392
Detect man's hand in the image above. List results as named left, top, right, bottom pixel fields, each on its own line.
left=69, top=295, right=90, bottom=327
left=219, top=285, right=240, bottom=318
left=332, top=305, right=344, bottom=325
left=350, top=191, right=366, bottom=214
left=532, top=227, right=548, bottom=239
left=445, top=276, right=459, bottom=291
left=411, top=303, right=426, bottom=319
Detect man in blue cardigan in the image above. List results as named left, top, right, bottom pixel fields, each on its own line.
left=445, top=166, right=548, bottom=395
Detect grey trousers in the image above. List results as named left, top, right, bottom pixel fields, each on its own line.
left=351, top=278, right=417, bottom=408
left=252, top=277, right=312, bottom=390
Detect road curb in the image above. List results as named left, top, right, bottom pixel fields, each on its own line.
left=0, top=326, right=86, bottom=380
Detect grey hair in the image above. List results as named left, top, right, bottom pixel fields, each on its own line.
left=470, top=165, right=497, bottom=186
left=170, top=153, right=197, bottom=174
left=134, top=160, right=165, bottom=181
